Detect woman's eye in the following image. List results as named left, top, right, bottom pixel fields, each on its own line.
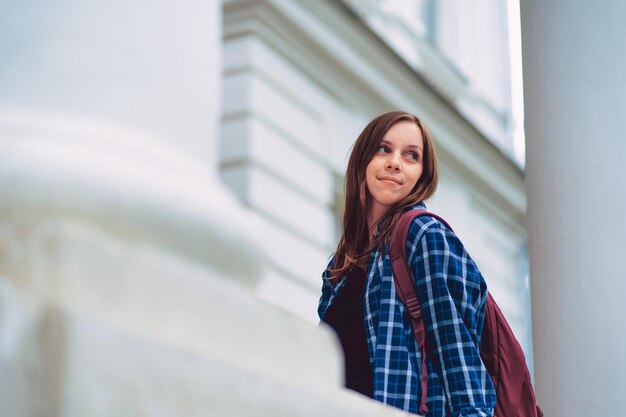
left=377, top=145, right=390, bottom=153
left=407, top=152, right=420, bottom=161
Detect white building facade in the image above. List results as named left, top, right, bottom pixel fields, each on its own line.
left=219, top=0, right=532, bottom=358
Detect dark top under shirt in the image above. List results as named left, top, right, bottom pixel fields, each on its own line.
left=322, top=266, right=373, bottom=397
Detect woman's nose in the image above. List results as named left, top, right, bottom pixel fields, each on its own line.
left=386, top=153, right=401, bottom=171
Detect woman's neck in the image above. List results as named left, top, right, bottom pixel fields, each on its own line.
left=367, top=205, right=388, bottom=239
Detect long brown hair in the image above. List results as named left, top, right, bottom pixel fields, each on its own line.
left=328, top=111, right=438, bottom=281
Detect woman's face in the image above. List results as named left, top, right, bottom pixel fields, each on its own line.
left=365, top=121, right=424, bottom=220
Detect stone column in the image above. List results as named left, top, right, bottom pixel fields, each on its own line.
left=521, top=1, right=626, bottom=415
left=0, top=1, right=417, bottom=416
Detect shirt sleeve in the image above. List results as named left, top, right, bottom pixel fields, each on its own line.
left=406, top=216, right=496, bottom=417
left=317, top=255, right=336, bottom=322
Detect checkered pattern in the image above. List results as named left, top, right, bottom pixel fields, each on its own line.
left=319, top=203, right=496, bottom=416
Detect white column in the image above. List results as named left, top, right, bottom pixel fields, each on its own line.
left=0, top=2, right=417, bottom=416
left=0, top=0, right=260, bottom=292
left=521, top=1, right=626, bottom=415
left=1, top=0, right=220, bottom=165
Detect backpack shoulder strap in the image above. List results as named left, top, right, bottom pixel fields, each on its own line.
left=389, top=210, right=453, bottom=317
left=389, top=209, right=452, bottom=416
left=389, top=210, right=452, bottom=276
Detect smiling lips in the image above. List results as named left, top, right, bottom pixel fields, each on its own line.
left=378, top=176, right=402, bottom=185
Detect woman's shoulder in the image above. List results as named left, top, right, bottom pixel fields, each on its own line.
left=321, top=254, right=338, bottom=283
left=322, top=253, right=345, bottom=287
left=403, top=208, right=468, bottom=261
left=405, top=207, right=452, bottom=240
left=403, top=209, right=484, bottom=284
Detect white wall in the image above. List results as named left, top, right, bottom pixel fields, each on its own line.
left=220, top=32, right=341, bottom=321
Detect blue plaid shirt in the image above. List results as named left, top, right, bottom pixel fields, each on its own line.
left=318, top=203, right=496, bottom=416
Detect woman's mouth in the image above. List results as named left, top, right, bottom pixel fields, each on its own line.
left=378, top=176, right=401, bottom=185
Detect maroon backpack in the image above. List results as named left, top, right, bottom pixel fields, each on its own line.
left=389, top=210, right=543, bottom=417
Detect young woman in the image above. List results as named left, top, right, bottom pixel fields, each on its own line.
left=318, top=111, right=496, bottom=416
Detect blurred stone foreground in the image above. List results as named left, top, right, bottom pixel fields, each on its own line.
left=0, top=1, right=410, bottom=416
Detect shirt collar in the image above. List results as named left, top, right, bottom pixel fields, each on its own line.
left=403, top=201, right=427, bottom=215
